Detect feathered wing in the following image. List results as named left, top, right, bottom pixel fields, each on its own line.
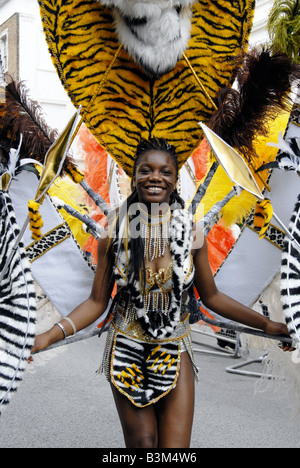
left=281, top=194, right=300, bottom=348
left=0, top=77, right=56, bottom=161
left=0, top=192, right=36, bottom=414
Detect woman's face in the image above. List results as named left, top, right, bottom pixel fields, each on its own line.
left=133, top=150, right=177, bottom=206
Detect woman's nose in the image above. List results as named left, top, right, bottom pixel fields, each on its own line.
left=149, top=170, right=162, bottom=181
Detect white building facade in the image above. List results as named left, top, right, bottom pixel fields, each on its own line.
left=0, top=0, right=75, bottom=131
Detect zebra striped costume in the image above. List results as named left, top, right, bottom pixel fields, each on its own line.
left=0, top=192, right=36, bottom=414
left=281, top=194, right=300, bottom=348
left=100, top=208, right=198, bottom=407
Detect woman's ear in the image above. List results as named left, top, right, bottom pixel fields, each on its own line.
left=131, top=176, right=136, bottom=191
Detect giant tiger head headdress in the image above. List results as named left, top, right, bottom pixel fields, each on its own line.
left=37, top=0, right=300, bottom=242
left=38, top=0, right=255, bottom=176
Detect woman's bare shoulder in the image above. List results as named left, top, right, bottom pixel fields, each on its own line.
left=192, top=222, right=205, bottom=253
left=97, top=227, right=114, bottom=257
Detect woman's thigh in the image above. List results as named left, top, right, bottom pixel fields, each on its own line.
left=154, top=351, right=195, bottom=448
left=110, top=383, right=158, bottom=448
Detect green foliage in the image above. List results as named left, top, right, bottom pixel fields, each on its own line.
left=268, top=0, right=300, bottom=62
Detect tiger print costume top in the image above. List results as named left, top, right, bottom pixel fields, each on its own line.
left=37, top=0, right=255, bottom=176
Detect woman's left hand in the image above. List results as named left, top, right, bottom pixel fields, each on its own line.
left=264, top=320, right=294, bottom=351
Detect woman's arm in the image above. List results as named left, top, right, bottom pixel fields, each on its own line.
left=31, top=231, right=115, bottom=353
left=193, top=226, right=290, bottom=337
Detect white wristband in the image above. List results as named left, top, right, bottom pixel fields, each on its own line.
left=63, top=317, right=77, bottom=337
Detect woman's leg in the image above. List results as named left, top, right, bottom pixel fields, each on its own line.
left=154, top=351, right=195, bottom=448
left=110, top=383, right=158, bottom=448
left=110, top=351, right=195, bottom=448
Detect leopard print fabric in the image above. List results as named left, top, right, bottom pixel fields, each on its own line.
left=26, top=223, right=71, bottom=263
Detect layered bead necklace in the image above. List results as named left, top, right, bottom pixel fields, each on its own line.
left=138, top=203, right=171, bottom=262
left=138, top=203, right=172, bottom=323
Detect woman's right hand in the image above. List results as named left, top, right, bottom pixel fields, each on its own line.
left=30, top=331, right=53, bottom=357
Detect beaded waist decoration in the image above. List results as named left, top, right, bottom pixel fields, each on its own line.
left=112, top=305, right=190, bottom=344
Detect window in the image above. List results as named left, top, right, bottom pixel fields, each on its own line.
left=0, top=33, right=8, bottom=72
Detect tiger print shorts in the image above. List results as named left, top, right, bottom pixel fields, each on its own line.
left=109, top=333, right=182, bottom=407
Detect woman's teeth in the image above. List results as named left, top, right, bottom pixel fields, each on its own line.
left=147, top=187, right=163, bottom=192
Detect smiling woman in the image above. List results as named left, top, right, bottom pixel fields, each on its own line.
left=31, top=138, right=291, bottom=448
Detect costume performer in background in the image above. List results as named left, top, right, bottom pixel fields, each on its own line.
left=31, top=138, right=292, bottom=448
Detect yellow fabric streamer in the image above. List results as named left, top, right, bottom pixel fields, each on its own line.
left=28, top=200, right=44, bottom=240
left=253, top=199, right=273, bottom=239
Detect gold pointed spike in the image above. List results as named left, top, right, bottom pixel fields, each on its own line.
left=200, top=123, right=264, bottom=201
left=35, top=108, right=81, bottom=202
left=1, top=172, right=10, bottom=191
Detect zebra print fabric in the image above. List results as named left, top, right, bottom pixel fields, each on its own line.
left=0, top=192, right=36, bottom=414
left=38, top=0, right=254, bottom=175
left=281, top=194, right=300, bottom=347
left=110, top=333, right=180, bottom=407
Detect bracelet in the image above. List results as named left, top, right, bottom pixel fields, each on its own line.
left=63, top=317, right=77, bottom=337
left=55, top=322, right=67, bottom=340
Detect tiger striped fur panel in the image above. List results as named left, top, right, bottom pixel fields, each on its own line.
left=281, top=194, right=300, bottom=348
left=38, top=0, right=254, bottom=175
left=0, top=191, right=36, bottom=414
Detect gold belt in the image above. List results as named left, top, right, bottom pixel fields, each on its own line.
left=112, top=308, right=190, bottom=344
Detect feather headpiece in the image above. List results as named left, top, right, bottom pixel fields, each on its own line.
left=38, top=0, right=255, bottom=176
left=0, top=75, right=76, bottom=173
left=208, top=47, right=300, bottom=164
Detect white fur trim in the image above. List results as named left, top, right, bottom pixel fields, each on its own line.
left=99, top=1, right=196, bottom=16
left=97, top=1, right=196, bottom=74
